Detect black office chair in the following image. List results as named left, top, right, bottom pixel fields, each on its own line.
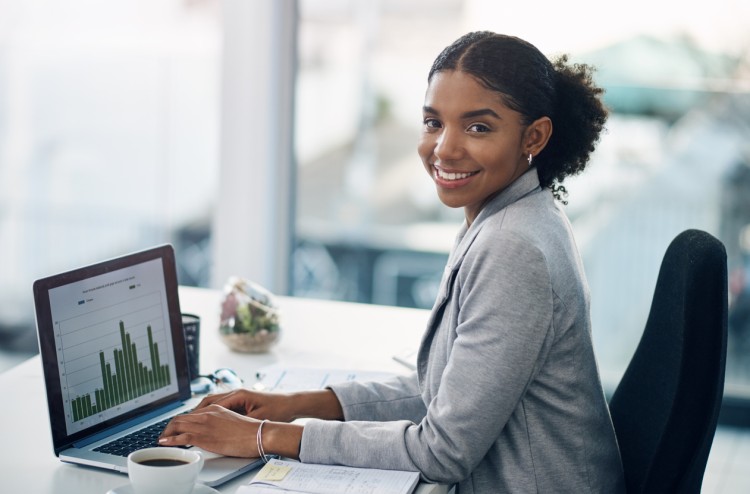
left=608, top=229, right=728, bottom=494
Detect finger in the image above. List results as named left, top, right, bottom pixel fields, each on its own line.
left=160, top=408, right=214, bottom=438
left=160, top=417, right=181, bottom=438
left=194, top=393, right=227, bottom=410
left=158, top=432, right=194, bottom=447
left=159, top=409, right=260, bottom=457
left=201, top=391, right=249, bottom=414
left=158, top=417, right=204, bottom=446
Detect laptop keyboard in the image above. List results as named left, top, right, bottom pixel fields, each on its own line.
left=93, top=413, right=190, bottom=457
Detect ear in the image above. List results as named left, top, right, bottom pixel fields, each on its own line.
left=523, top=116, right=553, bottom=157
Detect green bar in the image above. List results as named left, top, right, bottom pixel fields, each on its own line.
left=118, top=323, right=125, bottom=394
left=135, top=363, right=142, bottom=396
left=120, top=323, right=132, bottom=401
left=145, top=364, right=150, bottom=394
left=114, top=349, right=121, bottom=400
left=122, top=333, right=135, bottom=400
left=125, top=333, right=138, bottom=400
left=106, top=362, right=115, bottom=406
left=147, top=326, right=156, bottom=392
left=133, top=341, right=141, bottom=395
left=115, top=349, right=125, bottom=402
left=72, top=397, right=79, bottom=422
left=145, top=365, right=152, bottom=393
left=111, top=374, right=118, bottom=405
left=99, top=352, right=109, bottom=410
left=138, top=352, right=150, bottom=395
left=135, top=364, right=141, bottom=396
left=140, top=364, right=147, bottom=395
left=125, top=333, right=138, bottom=399
left=133, top=339, right=140, bottom=396
left=153, top=342, right=161, bottom=387
left=164, top=364, right=170, bottom=385
left=106, top=358, right=112, bottom=408
left=131, top=342, right=140, bottom=395
left=85, top=394, right=93, bottom=418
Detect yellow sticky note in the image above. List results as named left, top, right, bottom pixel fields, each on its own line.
left=255, top=463, right=292, bottom=482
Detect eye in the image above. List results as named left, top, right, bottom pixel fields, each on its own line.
left=467, top=123, right=491, bottom=133
left=423, top=118, right=442, bottom=130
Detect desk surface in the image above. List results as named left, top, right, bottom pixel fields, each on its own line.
left=0, top=286, right=446, bottom=493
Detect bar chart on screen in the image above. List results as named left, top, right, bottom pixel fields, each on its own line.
left=55, top=289, right=177, bottom=432
left=68, top=320, right=171, bottom=421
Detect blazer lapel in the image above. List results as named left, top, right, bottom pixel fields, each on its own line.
left=415, top=170, right=542, bottom=380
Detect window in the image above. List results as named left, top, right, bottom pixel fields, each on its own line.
left=292, top=0, right=750, bottom=403
left=0, top=0, right=220, bottom=368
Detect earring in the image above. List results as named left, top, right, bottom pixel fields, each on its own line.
left=527, top=154, right=533, bottom=167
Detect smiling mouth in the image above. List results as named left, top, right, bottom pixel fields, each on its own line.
left=433, top=166, right=479, bottom=181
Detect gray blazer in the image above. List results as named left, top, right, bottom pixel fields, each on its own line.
left=300, top=170, right=625, bottom=493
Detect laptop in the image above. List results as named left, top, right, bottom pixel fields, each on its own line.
left=33, top=244, right=262, bottom=486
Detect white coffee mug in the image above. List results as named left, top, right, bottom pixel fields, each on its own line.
left=127, top=447, right=203, bottom=494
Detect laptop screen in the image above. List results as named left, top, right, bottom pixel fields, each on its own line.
left=34, top=245, right=191, bottom=452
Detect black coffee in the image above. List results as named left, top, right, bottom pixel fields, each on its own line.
left=137, top=458, right=190, bottom=467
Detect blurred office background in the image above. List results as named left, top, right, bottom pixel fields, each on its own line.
left=1, top=0, right=749, bottom=417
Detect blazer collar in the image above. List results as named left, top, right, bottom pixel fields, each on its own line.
left=446, top=169, right=542, bottom=271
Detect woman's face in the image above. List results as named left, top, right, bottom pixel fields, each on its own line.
left=418, top=70, right=529, bottom=225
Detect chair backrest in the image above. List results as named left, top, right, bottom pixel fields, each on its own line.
left=608, top=229, right=728, bottom=494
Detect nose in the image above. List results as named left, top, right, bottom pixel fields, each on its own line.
left=434, top=127, right=464, bottom=162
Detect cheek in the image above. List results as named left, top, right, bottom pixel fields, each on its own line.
left=417, top=134, right=434, bottom=164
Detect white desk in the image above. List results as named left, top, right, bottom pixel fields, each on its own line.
left=0, top=287, right=447, bottom=493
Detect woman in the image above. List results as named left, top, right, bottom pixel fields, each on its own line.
left=161, top=32, right=625, bottom=492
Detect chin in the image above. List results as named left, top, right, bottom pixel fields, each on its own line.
left=436, top=192, right=467, bottom=210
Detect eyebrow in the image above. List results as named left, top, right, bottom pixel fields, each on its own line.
left=422, top=106, right=502, bottom=120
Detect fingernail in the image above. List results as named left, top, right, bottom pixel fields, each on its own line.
left=158, top=438, right=168, bottom=444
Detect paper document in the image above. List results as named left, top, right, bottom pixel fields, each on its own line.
left=251, top=364, right=396, bottom=393
left=237, top=458, right=420, bottom=494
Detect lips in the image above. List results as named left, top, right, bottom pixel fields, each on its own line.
left=433, top=165, right=479, bottom=183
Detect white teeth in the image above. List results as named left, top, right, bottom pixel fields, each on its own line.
left=435, top=167, right=474, bottom=181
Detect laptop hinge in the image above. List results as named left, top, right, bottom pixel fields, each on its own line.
left=72, top=401, right=183, bottom=448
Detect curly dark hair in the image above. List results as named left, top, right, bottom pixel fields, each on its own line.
left=428, top=31, right=608, bottom=202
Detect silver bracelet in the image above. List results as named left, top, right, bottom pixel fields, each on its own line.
left=256, top=419, right=270, bottom=463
